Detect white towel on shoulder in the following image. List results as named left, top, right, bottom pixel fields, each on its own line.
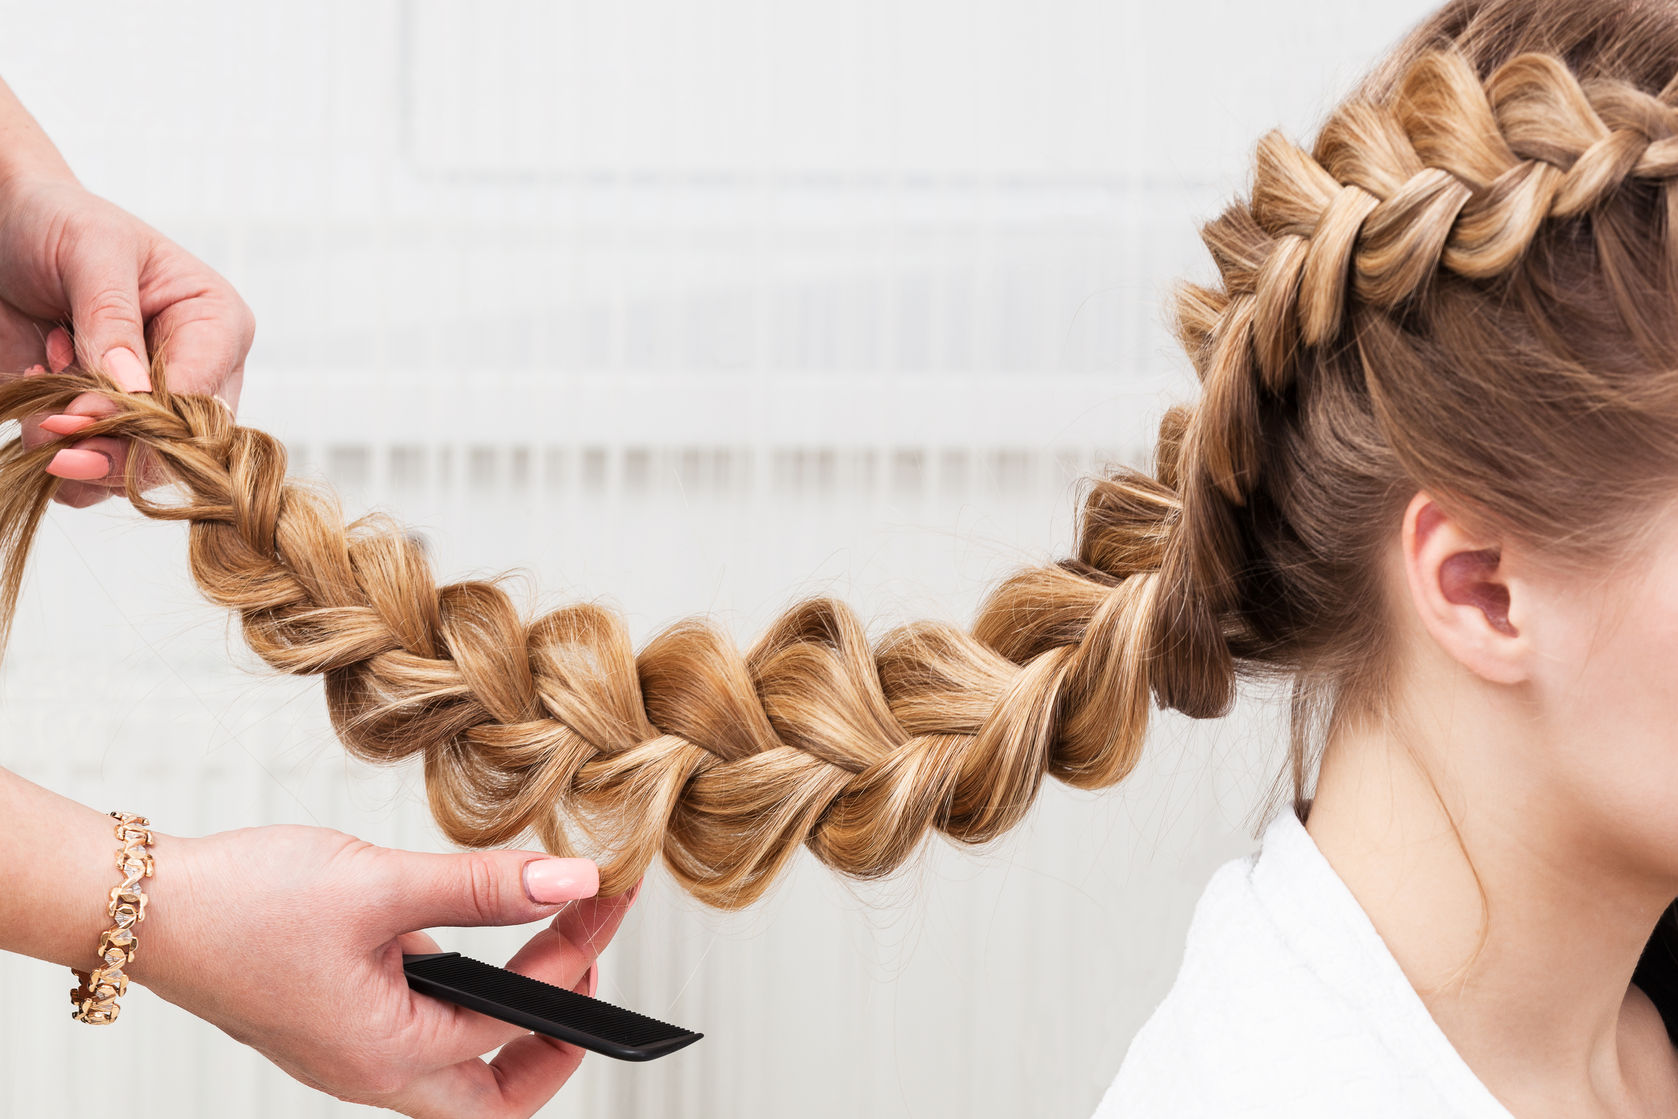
left=1090, top=808, right=1513, bottom=1117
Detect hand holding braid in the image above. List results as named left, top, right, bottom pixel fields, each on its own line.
left=0, top=366, right=1183, bottom=908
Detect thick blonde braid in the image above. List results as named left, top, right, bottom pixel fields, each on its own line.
left=0, top=368, right=1181, bottom=907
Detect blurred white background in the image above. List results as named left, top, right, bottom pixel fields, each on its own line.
left=0, top=2, right=1439, bottom=1116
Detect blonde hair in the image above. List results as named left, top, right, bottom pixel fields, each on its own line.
left=6, top=0, right=1678, bottom=912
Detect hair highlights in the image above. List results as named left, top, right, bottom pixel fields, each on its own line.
left=5, top=0, right=1678, bottom=911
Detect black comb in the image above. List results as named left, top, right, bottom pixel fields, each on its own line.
left=402, top=951, right=703, bottom=1061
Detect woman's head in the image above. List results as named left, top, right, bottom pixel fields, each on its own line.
left=1152, top=0, right=1678, bottom=822
left=4, top=0, right=1678, bottom=908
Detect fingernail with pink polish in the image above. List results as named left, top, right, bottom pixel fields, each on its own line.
left=45, top=448, right=112, bottom=481
left=522, top=857, right=600, bottom=904
left=40, top=414, right=95, bottom=436
left=102, top=347, right=150, bottom=392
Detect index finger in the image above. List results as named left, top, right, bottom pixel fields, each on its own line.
left=392, top=885, right=643, bottom=1118
left=401, top=883, right=644, bottom=1075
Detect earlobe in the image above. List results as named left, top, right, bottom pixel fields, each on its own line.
left=1401, top=493, right=1527, bottom=685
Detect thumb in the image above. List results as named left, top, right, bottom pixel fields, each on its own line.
left=378, top=848, right=601, bottom=933
left=61, top=238, right=152, bottom=391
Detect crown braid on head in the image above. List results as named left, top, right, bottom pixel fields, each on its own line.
left=1147, top=44, right=1678, bottom=719
left=0, top=363, right=1185, bottom=908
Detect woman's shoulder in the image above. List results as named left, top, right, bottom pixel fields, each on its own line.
left=1090, top=846, right=1350, bottom=1116
left=1087, top=811, right=1515, bottom=1118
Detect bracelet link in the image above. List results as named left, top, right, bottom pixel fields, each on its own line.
left=70, top=812, right=152, bottom=1025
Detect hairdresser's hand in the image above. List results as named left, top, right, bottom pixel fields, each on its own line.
left=129, top=825, right=639, bottom=1119
left=0, top=172, right=254, bottom=507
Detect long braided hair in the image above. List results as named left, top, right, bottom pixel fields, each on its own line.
left=6, top=0, right=1678, bottom=909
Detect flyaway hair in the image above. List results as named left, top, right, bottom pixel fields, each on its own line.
left=7, top=0, right=1678, bottom=908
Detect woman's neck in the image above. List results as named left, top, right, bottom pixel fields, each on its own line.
left=1306, top=701, right=1678, bottom=1117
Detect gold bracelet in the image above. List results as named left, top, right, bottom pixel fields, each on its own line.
left=69, top=812, right=154, bottom=1025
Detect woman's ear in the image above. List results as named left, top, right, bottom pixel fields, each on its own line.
left=1399, top=491, right=1529, bottom=686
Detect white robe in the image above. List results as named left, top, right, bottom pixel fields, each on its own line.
left=1090, top=807, right=1515, bottom=1117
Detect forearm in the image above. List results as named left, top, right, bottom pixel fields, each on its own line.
left=0, top=76, right=76, bottom=192
left=0, top=764, right=177, bottom=979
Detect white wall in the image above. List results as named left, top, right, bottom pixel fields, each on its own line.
left=0, top=2, right=1438, bottom=1116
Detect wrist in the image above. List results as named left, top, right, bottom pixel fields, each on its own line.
left=0, top=83, right=76, bottom=199
left=2, top=797, right=131, bottom=973
left=0, top=163, right=79, bottom=239
left=121, top=829, right=198, bottom=1000
left=0, top=154, right=75, bottom=197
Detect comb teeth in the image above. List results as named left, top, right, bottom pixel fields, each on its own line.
left=403, top=953, right=703, bottom=1062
